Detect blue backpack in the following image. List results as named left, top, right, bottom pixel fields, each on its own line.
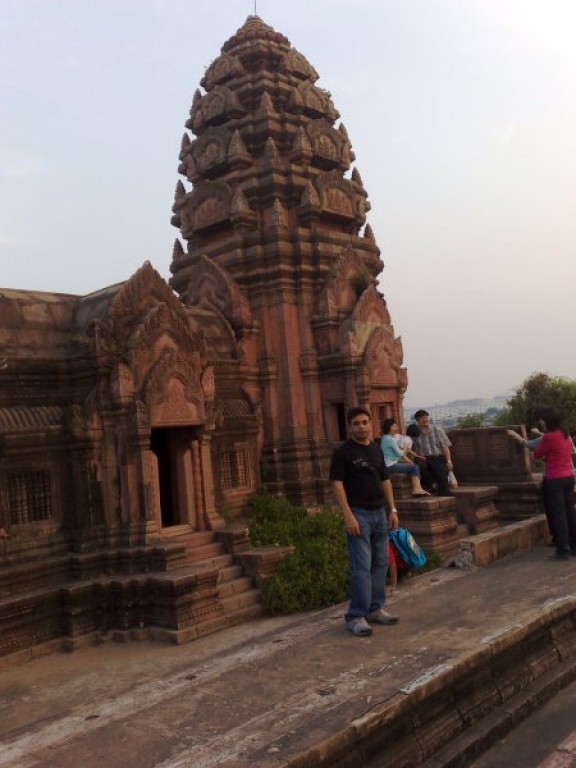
left=390, top=527, right=427, bottom=570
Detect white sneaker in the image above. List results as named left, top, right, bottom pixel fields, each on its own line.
left=366, top=609, right=399, bottom=625
left=346, top=617, right=373, bottom=636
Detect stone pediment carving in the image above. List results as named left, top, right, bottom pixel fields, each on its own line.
left=176, top=181, right=232, bottom=235
left=201, top=53, right=245, bottom=90
left=279, top=48, right=319, bottom=82
left=106, top=263, right=182, bottom=326
left=193, top=298, right=239, bottom=361
left=182, top=255, right=253, bottom=335
left=314, top=245, right=366, bottom=320
left=352, top=285, right=391, bottom=326
left=360, top=326, right=404, bottom=386
left=290, top=81, right=338, bottom=120
left=191, top=85, right=246, bottom=131
left=315, top=171, right=357, bottom=221
left=334, top=286, right=393, bottom=357
left=87, top=263, right=205, bottom=386
left=190, top=127, right=232, bottom=177
left=143, top=349, right=204, bottom=423
left=306, top=119, right=347, bottom=170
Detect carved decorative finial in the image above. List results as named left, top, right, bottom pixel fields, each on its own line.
left=174, top=180, right=186, bottom=202
left=270, top=198, right=288, bottom=229
left=351, top=167, right=364, bottom=187
left=172, top=239, right=185, bottom=263
left=301, top=180, right=320, bottom=208
left=293, top=126, right=312, bottom=153
left=230, top=187, right=251, bottom=215
left=259, top=90, right=275, bottom=114
left=264, top=136, right=279, bottom=165
left=229, top=129, right=247, bottom=156
left=364, top=223, right=375, bottom=240
left=338, top=123, right=349, bottom=141
left=228, top=129, right=251, bottom=168
left=180, top=133, right=191, bottom=156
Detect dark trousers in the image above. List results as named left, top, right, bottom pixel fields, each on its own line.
left=544, top=475, right=576, bottom=555
left=541, top=479, right=555, bottom=544
left=415, top=455, right=451, bottom=496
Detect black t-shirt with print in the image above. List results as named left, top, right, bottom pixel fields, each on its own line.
left=329, top=439, right=389, bottom=509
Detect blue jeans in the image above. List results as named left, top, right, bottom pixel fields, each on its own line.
left=387, top=462, right=421, bottom=478
left=345, top=507, right=389, bottom=622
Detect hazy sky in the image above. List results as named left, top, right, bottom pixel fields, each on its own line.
left=1, top=0, right=575, bottom=406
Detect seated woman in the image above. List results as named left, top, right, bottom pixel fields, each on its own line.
left=396, top=422, right=421, bottom=458
left=380, top=418, right=429, bottom=497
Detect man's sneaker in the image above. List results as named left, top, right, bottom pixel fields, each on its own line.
left=366, top=608, right=399, bottom=625
left=346, top=617, right=373, bottom=636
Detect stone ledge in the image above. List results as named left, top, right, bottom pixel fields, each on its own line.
left=455, top=515, right=549, bottom=568
left=236, top=545, right=295, bottom=587
left=283, top=597, right=576, bottom=768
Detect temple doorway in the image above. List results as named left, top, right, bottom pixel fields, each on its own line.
left=150, top=426, right=203, bottom=531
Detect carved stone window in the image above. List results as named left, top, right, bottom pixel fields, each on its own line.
left=7, top=470, right=52, bottom=525
left=220, top=444, right=250, bottom=491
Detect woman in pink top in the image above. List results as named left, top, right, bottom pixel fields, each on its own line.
left=533, top=407, right=576, bottom=560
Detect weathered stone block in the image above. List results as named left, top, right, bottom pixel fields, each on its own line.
left=451, top=485, right=500, bottom=534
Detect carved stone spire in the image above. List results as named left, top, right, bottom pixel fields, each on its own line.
left=168, top=16, right=404, bottom=505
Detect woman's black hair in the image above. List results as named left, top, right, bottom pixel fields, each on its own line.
left=381, top=418, right=397, bottom=435
left=537, top=406, right=569, bottom=438
left=406, top=423, right=421, bottom=439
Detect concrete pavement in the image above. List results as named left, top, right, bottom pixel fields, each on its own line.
left=1, top=521, right=576, bottom=767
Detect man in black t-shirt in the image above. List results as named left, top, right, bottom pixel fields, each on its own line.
left=330, top=406, right=400, bottom=636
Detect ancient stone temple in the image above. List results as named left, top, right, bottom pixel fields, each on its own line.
left=169, top=16, right=407, bottom=504
left=0, top=16, right=406, bottom=661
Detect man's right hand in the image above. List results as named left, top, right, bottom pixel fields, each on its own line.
left=344, top=513, right=360, bottom=536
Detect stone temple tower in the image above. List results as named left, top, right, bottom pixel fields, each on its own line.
left=170, top=16, right=407, bottom=504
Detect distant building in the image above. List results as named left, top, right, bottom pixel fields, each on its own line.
left=404, top=396, right=510, bottom=428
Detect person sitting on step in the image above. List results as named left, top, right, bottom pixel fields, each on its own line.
left=380, top=418, right=430, bottom=498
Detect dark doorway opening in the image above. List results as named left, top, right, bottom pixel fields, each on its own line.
left=150, top=428, right=176, bottom=527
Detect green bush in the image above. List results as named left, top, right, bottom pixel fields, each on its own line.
left=245, top=491, right=307, bottom=547
left=245, top=491, right=349, bottom=615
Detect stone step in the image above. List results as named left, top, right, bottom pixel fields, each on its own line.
left=162, top=529, right=216, bottom=548
left=218, top=564, right=244, bottom=582
left=220, top=588, right=261, bottom=613
left=218, top=576, right=253, bottom=599
left=183, top=540, right=227, bottom=563
left=192, top=553, right=234, bottom=571
left=149, top=601, right=262, bottom=645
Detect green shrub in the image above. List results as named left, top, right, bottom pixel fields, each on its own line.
left=262, top=536, right=349, bottom=615
left=245, top=491, right=307, bottom=547
left=245, top=491, right=349, bottom=615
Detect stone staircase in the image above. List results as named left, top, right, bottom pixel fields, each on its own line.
left=146, top=528, right=263, bottom=645
left=0, top=522, right=279, bottom=665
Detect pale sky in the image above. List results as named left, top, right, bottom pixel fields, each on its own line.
left=1, top=0, right=575, bottom=406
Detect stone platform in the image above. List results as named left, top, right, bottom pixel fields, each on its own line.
left=1, top=518, right=575, bottom=768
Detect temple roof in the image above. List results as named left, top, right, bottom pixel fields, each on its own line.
left=221, top=15, right=291, bottom=52
left=0, top=405, right=65, bottom=433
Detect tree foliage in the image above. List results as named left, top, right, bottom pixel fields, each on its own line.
left=455, top=413, right=484, bottom=429
left=495, top=373, right=576, bottom=435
